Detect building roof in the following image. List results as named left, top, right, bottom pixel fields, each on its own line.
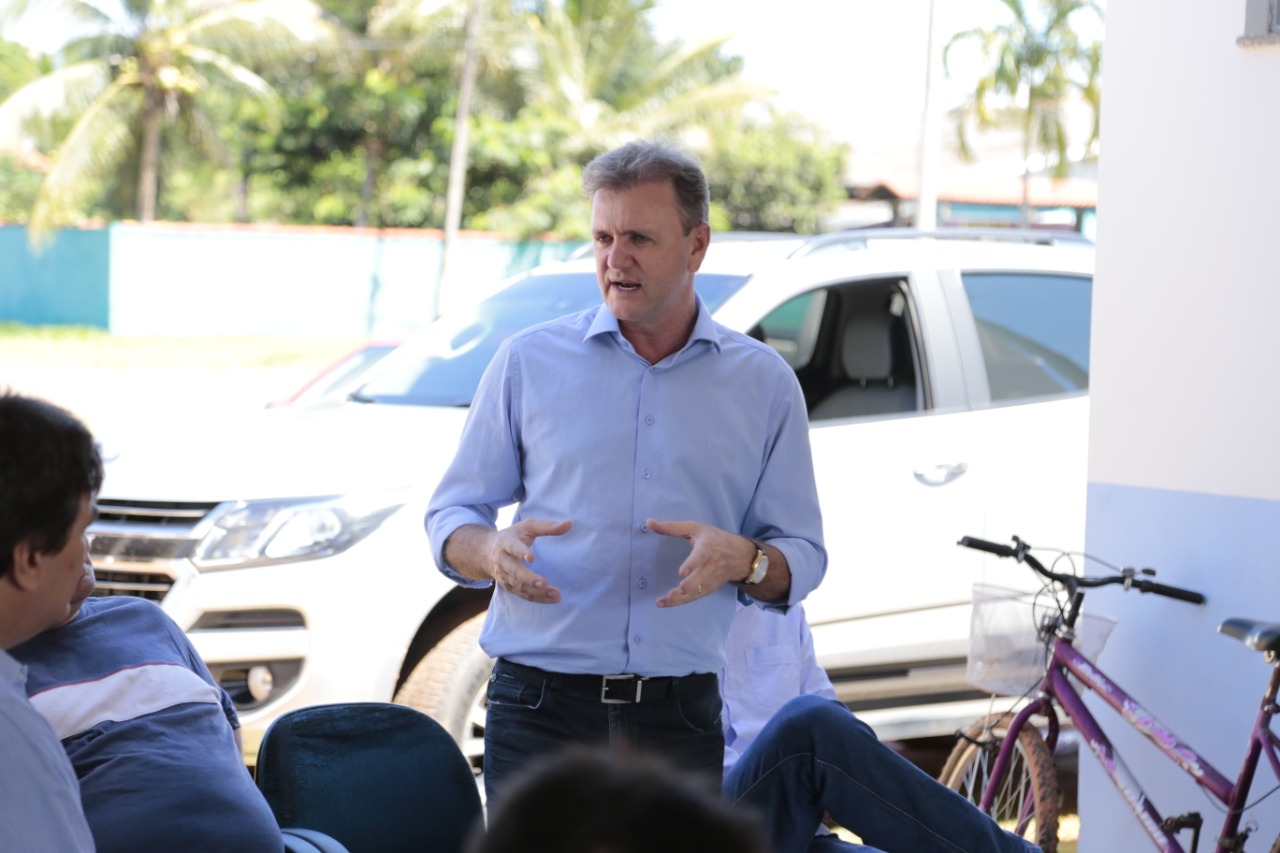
left=855, top=171, right=1098, bottom=209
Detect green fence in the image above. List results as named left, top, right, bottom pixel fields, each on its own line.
left=0, top=223, right=576, bottom=337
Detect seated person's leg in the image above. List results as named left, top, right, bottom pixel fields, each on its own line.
left=724, top=695, right=1038, bottom=853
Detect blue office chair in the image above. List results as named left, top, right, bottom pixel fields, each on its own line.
left=257, top=702, right=485, bottom=853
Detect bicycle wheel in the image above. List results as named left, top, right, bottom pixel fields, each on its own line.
left=939, top=712, right=1062, bottom=852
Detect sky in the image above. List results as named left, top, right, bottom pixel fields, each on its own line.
left=4, top=0, right=1058, bottom=183
left=649, top=0, right=1040, bottom=182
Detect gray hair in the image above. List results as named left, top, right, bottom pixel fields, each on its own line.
left=582, top=140, right=710, bottom=234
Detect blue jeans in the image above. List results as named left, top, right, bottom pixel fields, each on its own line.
left=483, top=659, right=725, bottom=804
left=724, top=695, right=1041, bottom=853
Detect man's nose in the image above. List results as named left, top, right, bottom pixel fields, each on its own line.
left=606, top=242, right=631, bottom=269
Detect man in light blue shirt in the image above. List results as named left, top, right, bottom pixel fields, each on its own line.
left=0, top=392, right=99, bottom=852
left=427, top=139, right=826, bottom=801
left=721, top=603, right=1041, bottom=853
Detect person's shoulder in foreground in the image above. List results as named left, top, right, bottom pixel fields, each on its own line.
left=0, top=391, right=100, bottom=851
left=13, top=593, right=284, bottom=853
left=471, top=747, right=770, bottom=853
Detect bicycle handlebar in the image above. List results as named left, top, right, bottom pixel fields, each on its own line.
left=956, top=535, right=1017, bottom=558
left=1131, top=578, right=1205, bottom=604
left=957, top=535, right=1206, bottom=605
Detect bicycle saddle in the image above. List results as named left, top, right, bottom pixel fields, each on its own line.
left=1219, top=618, right=1280, bottom=653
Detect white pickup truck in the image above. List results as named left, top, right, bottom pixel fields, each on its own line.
left=88, top=229, right=1093, bottom=766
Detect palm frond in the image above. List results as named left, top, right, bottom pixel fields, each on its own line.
left=186, top=0, right=343, bottom=66
left=369, top=0, right=458, bottom=34
left=184, top=44, right=277, bottom=101
left=28, top=76, right=140, bottom=243
left=0, top=60, right=111, bottom=152
left=642, top=35, right=733, bottom=97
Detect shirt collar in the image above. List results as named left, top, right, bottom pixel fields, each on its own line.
left=0, top=647, right=25, bottom=683
left=585, top=295, right=724, bottom=356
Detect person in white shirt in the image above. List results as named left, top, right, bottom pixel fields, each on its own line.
left=721, top=603, right=1040, bottom=853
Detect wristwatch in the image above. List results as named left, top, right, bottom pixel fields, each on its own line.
left=740, top=542, right=769, bottom=585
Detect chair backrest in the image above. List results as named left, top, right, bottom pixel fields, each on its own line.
left=811, top=311, right=916, bottom=420
left=256, top=702, right=484, bottom=853
left=838, top=312, right=894, bottom=381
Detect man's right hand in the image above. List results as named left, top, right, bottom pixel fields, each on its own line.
left=444, top=520, right=571, bottom=604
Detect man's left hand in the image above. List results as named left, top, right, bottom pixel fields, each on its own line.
left=648, top=519, right=757, bottom=607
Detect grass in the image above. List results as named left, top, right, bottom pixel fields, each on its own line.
left=0, top=324, right=371, bottom=433
left=0, top=323, right=365, bottom=370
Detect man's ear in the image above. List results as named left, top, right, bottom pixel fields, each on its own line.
left=687, top=222, right=711, bottom=271
left=8, top=539, right=42, bottom=591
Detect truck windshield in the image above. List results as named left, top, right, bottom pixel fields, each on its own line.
left=355, top=270, right=751, bottom=406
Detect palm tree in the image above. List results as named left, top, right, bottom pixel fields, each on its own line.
left=372, top=0, right=765, bottom=237
left=498, top=0, right=769, bottom=234
left=0, top=0, right=339, bottom=242
left=944, top=0, right=1103, bottom=225
left=508, top=0, right=764, bottom=150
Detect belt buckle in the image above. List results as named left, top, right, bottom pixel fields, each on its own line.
left=601, top=673, right=642, bottom=704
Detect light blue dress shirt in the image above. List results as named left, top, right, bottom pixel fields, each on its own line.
left=0, top=647, right=95, bottom=852
left=427, top=298, right=827, bottom=677
left=720, top=602, right=837, bottom=775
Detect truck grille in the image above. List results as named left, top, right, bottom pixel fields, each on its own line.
left=90, top=500, right=222, bottom=601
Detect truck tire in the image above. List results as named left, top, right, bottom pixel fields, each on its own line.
left=939, top=712, right=1062, bottom=852
left=393, top=611, right=492, bottom=775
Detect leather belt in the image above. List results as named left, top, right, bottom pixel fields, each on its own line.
left=495, top=658, right=718, bottom=705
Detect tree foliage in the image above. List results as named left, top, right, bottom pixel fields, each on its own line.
left=944, top=0, right=1103, bottom=222
left=703, top=115, right=849, bottom=234
left=0, top=37, right=44, bottom=221
left=0, top=0, right=341, bottom=243
left=0, top=0, right=856, bottom=240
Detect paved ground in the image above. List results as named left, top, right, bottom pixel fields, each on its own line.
left=0, top=334, right=361, bottom=438
left=2, top=364, right=315, bottom=438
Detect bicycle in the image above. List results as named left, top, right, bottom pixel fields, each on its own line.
left=938, top=534, right=1280, bottom=853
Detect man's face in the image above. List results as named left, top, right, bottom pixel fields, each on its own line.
left=40, top=494, right=97, bottom=630
left=592, top=180, right=710, bottom=337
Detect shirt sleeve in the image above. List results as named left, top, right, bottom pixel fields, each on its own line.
left=741, top=362, right=827, bottom=606
left=0, top=699, right=96, bottom=852
left=425, top=337, right=525, bottom=586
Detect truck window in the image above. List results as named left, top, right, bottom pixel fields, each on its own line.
left=961, top=272, right=1091, bottom=402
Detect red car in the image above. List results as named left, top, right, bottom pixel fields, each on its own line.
left=269, top=341, right=401, bottom=407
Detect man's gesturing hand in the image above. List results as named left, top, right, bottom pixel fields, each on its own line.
left=487, top=519, right=571, bottom=604
left=649, top=518, right=756, bottom=608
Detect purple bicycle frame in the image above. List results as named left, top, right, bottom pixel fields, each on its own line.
left=981, top=634, right=1280, bottom=852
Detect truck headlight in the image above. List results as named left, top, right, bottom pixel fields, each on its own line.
left=192, top=494, right=405, bottom=570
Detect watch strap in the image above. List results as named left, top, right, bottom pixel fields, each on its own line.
left=742, top=542, right=769, bottom=585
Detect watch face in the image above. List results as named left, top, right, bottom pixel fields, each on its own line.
left=749, top=550, right=769, bottom=584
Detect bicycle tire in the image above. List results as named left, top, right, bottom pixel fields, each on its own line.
left=939, top=712, right=1063, bottom=852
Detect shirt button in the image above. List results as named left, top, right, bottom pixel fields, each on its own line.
left=633, top=635, right=643, bottom=644
left=638, top=578, right=647, bottom=589
left=640, top=523, right=649, bottom=533
left=644, top=415, right=654, bottom=425
left=643, top=470, right=652, bottom=479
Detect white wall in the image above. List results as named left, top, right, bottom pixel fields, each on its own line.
left=1084, top=3, right=1280, bottom=850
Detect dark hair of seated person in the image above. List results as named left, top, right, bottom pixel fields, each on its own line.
left=470, top=747, right=769, bottom=853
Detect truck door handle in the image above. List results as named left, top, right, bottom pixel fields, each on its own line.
left=913, top=462, right=967, bottom=486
